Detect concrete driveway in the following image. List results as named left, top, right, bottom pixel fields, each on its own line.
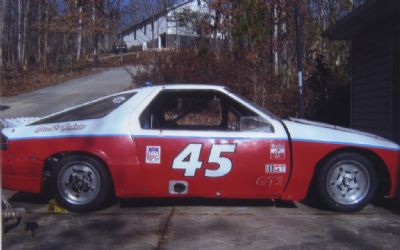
left=2, top=67, right=400, bottom=249
left=3, top=195, right=400, bottom=250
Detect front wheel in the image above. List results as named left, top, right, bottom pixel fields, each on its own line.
left=317, top=152, right=377, bottom=212
left=51, top=155, right=112, bottom=212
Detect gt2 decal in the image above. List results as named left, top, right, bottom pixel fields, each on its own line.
left=256, top=176, right=285, bottom=187
left=172, top=143, right=236, bottom=177
left=270, top=143, right=285, bottom=160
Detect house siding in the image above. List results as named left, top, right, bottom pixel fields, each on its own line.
left=121, top=0, right=217, bottom=50
left=394, top=27, right=400, bottom=143
left=123, top=16, right=168, bottom=48
left=351, top=22, right=396, bottom=140
left=323, top=0, right=400, bottom=143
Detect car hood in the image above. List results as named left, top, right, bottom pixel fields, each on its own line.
left=283, top=118, right=400, bottom=151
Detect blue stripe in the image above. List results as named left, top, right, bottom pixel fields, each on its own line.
left=292, top=138, right=400, bottom=151
left=134, top=135, right=400, bottom=151
left=9, top=134, right=130, bottom=141
left=8, top=134, right=400, bottom=151
left=133, top=134, right=288, bottom=141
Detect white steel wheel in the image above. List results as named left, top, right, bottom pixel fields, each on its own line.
left=326, top=160, right=370, bottom=205
left=58, top=162, right=101, bottom=205
left=52, top=155, right=112, bottom=212
left=317, top=152, right=377, bottom=212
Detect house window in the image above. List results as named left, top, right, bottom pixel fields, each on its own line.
left=160, top=33, right=167, bottom=48
left=144, top=24, right=147, bottom=35
left=134, top=29, right=136, bottom=40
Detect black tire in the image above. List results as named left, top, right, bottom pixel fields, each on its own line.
left=397, top=178, right=400, bottom=210
left=51, top=155, right=112, bottom=212
left=316, top=152, right=377, bottom=212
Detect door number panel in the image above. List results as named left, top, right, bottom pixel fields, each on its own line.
left=172, top=143, right=236, bottom=177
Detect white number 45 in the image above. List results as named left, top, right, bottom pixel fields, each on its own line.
left=172, top=144, right=236, bottom=177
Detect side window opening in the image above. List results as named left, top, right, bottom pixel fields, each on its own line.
left=140, top=90, right=273, bottom=132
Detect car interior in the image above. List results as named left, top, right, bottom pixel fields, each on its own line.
left=139, top=90, right=274, bottom=132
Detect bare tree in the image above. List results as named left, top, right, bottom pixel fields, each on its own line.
left=43, top=0, right=49, bottom=69
left=273, top=1, right=279, bottom=76
left=22, top=0, right=30, bottom=66
left=76, top=0, right=83, bottom=61
left=17, top=0, right=22, bottom=65
left=0, top=0, right=6, bottom=71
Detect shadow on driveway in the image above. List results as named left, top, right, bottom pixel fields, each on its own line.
left=9, top=191, right=398, bottom=213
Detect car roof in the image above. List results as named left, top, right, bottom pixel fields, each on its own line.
left=30, top=84, right=227, bottom=122
left=133, top=83, right=226, bottom=93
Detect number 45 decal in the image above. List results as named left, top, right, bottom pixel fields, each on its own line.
left=173, top=143, right=236, bottom=177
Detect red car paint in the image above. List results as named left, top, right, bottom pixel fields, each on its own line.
left=3, top=135, right=399, bottom=200
left=1, top=85, right=399, bottom=208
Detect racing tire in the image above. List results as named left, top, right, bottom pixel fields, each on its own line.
left=317, top=152, right=377, bottom=212
left=51, top=155, right=112, bottom=212
left=397, top=177, right=400, bottom=210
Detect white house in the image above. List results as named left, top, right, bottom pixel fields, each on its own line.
left=121, top=0, right=223, bottom=50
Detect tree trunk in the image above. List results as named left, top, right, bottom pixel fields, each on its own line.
left=92, top=0, right=98, bottom=63
left=273, top=2, right=279, bottom=76
left=37, top=0, right=42, bottom=63
left=76, top=1, right=82, bottom=62
left=22, top=0, right=30, bottom=67
left=43, top=0, right=48, bottom=69
left=17, top=0, right=22, bottom=66
left=0, top=0, right=6, bottom=71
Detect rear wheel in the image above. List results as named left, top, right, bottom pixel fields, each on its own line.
left=51, top=155, right=112, bottom=212
left=317, top=152, right=377, bottom=212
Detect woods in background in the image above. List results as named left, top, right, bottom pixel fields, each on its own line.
left=0, top=0, right=366, bottom=124
left=0, top=0, right=121, bottom=74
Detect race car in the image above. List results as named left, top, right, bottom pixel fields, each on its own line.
left=1, top=84, right=399, bottom=212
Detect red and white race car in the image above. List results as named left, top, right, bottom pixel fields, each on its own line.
left=1, top=84, right=399, bottom=212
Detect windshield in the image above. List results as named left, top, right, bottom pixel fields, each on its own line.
left=224, top=87, right=281, bottom=121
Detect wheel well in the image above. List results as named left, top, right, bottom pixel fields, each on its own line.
left=311, top=147, right=391, bottom=199
left=42, top=151, right=115, bottom=193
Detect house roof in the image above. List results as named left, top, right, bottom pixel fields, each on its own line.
left=322, top=0, right=400, bottom=40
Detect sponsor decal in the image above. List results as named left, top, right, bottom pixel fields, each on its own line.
left=270, top=143, right=285, bottom=160
left=146, top=146, right=161, bottom=164
left=34, top=123, right=87, bottom=133
left=112, top=96, right=126, bottom=104
left=265, top=164, right=286, bottom=174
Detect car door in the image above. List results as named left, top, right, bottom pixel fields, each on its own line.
left=131, top=87, right=290, bottom=199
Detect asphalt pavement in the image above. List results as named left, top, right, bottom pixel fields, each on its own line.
left=2, top=67, right=400, bottom=249
left=0, top=66, right=136, bottom=118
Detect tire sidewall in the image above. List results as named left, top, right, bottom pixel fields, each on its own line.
left=317, top=152, right=377, bottom=212
left=51, top=155, right=111, bottom=212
